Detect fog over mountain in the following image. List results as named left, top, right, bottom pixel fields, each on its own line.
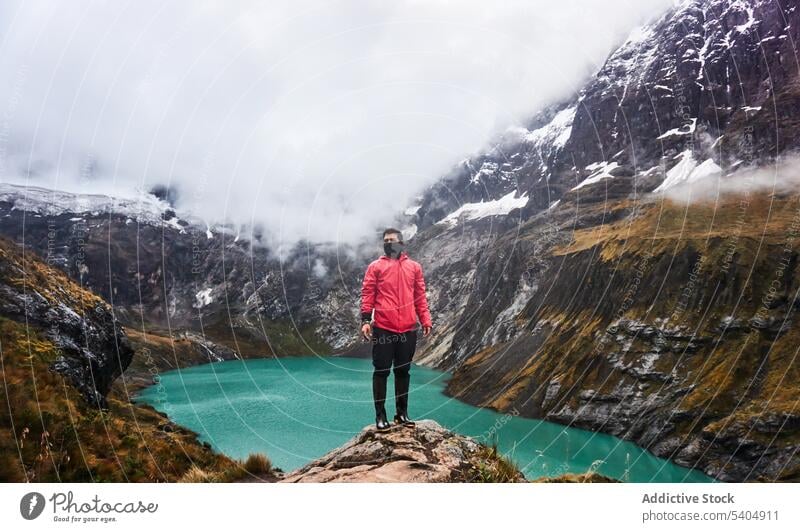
left=2, top=0, right=800, bottom=484
left=0, top=0, right=670, bottom=246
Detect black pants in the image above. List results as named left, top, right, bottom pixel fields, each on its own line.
left=371, top=325, right=417, bottom=417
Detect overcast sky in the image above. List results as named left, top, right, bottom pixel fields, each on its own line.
left=0, top=0, right=673, bottom=246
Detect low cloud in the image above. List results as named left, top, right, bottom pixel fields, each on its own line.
left=662, top=155, right=800, bottom=204
left=0, top=0, right=671, bottom=247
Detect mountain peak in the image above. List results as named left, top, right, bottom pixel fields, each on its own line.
left=412, top=0, right=797, bottom=226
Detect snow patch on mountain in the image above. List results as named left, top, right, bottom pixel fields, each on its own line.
left=689, top=158, right=724, bottom=182
left=601, top=11, right=662, bottom=89
left=524, top=105, right=577, bottom=150
left=401, top=223, right=418, bottom=241
left=194, top=288, right=213, bottom=308
left=437, top=190, right=528, bottom=226
left=657, top=117, right=697, bottom=139
left=654, top=152, right=723, bottom=193
left=469, top=161, right=502, bottom=184
left=572, top=161, right=620, bottom=190
left=735, top=2, right=756, bottom=33
left=654, top=150, right=697, bottom=192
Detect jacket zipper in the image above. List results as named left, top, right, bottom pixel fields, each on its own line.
left=396, top=256, right=403, bottom=328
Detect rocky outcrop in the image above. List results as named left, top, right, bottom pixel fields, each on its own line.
left=279, top=420, right=525, bottom=483
left=0, top=237, right=252, bottom=482
left=0, top=237, right=133, bottom=408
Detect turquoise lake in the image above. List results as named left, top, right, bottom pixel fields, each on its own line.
left=133, top=356, right=716, bottom=482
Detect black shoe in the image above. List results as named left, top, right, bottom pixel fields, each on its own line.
left=394, top=412, right=415, bottom=427
left=375, top=411, right=391, bottom=431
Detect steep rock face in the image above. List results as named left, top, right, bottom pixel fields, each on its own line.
left=441, top=196, right=800, bottom=482
left=279, top=419, right=525, bottom=483
left=0, top=237, right=273, bottom=482
left=567, top=0, right=799, bottom=177
left=412, top=0, right=800, bottom=226
left=0, top=237, right=133, bottom=408
left=389, top=0, right=800, bottom=483
left=0, top=184, right=366, bottom=356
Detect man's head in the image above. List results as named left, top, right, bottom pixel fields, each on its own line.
left=382, top=228, right=405, bottom=258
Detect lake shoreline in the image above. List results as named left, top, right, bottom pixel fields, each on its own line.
left=133, top=356, right=717, bottom=483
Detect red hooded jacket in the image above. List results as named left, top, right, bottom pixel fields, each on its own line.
left=360, top=251, right=432, bottom=334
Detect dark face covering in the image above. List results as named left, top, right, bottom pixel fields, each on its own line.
left=384, top=241, right=405, bottom=258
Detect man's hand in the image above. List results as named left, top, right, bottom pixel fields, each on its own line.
left=422, top=325, right=432, bottom=337
left=361, top=322, right=372, bottom=341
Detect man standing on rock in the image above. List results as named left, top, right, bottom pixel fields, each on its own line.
left=360, top=228, right=433, bottom=431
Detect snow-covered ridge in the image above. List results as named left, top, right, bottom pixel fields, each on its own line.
left=598, top=0, right=770, bottom=98
left=522, top=105, right=577, bottom=151
left=503, top=104, right=577, bottom=157
left=458, top=102, right=578, bottom=190
left=0, top=183, right=189, bottom=232
left=436, top=0, right=773, bottom=208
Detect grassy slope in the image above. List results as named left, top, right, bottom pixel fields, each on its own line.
left=0, top=238, right=277, bottom=482
left=445, top=192, right=800, bottom=480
